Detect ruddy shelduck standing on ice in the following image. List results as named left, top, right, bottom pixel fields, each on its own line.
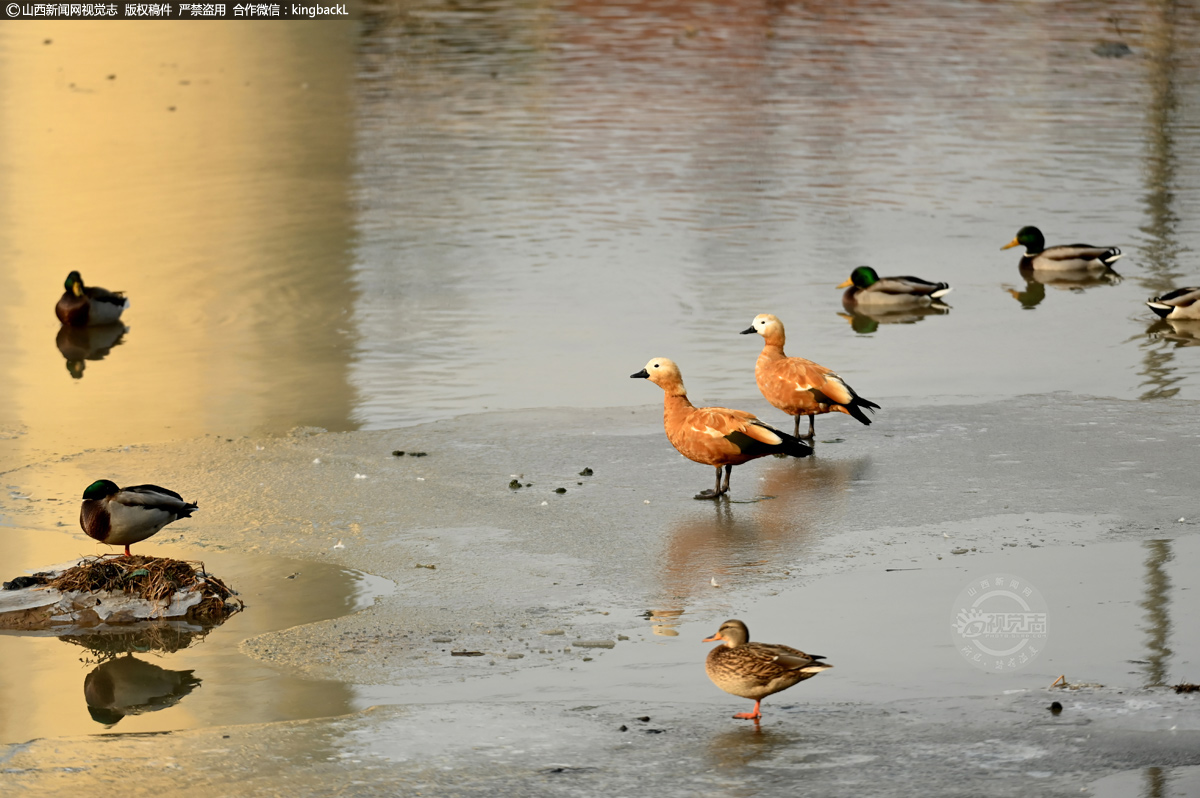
left=742, top=314, right=879, bottom=441
left=631, top=358, right=812, bottom=500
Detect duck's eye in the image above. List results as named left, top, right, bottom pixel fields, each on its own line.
left=653, top=364, right=660, bottom=368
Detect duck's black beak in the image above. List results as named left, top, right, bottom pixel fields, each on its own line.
left=739, top=326, right=756, bottom=335
left=630, top=369, right=649, bottom=379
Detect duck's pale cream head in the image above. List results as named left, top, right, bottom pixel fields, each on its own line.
left=703, top=619, right=750, bottom=647
left=740, top=314, right=784, bottom=340
left=630, top=357, right=686, bottom=395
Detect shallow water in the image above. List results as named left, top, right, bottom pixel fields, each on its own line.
left=0, top=525, right=392, bottom=741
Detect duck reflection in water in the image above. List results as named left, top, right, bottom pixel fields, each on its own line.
left=838, top=304, right=950, bottom=335
left=654, top=457, right=870, bottom=621
left=1147, top=318, right=1200, bottom=347
left=55, top=323, right=128, bottom=379
left=60, top=624, right=213, bottom=727
left=84, top=653, right=201, bottom=726
left=1003, top=264, right=1121, bottom=310
left=706, top=723, right=792, bottom=770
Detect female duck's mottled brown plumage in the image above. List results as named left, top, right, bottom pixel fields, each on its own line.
left=631, top=358, right=811, bottom=500
left=704, top=619, right=832, bottom=720
left=742, top=314, right=879, bottom=441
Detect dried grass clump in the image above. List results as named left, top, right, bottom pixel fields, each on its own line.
left=48, top=555, right=241, bottom=620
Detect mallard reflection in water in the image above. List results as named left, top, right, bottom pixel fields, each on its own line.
left=838, top=304, right=950, bottom=334
left=84, top=653, right=201, bottom=726
left=1147, top=318, right=1200, bottom=347
left=1003, top=263, right=1121, bottom=309
left=55, top=323, right=127, bottom=379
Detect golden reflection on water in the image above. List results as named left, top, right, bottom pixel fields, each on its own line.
left=0, top=21, right=360, bottom=459
left=0, top=23, right=364, bottom=740
left=0, top=536, right=370, bottom=741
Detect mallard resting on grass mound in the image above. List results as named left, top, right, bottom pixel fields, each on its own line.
left=80, top=480, right=198, bottom=556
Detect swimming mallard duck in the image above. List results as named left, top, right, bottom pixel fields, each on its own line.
left=1001, top=226, right=1122, bottom=271
left=742, top=314, right=879, bottom=441
left=631, top=358, right=812, bottom=500
left=1147, top=287, right=1200, bottom=320
left=80, top=480, right=198, bottom=556
left=837, top=266, right=951, bottom=310
left=56, top=271, right=128, bottom=327
left=704, top=619, right=832, bottom=720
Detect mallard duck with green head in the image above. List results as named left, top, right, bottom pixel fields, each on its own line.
left=1001, top=226, right=1122, bottom=271
left=837, top=266, right=952, bottom=310
left=80, top=480, right=198, bottom=556
left=704, top=619, right=832, bottom=720
left=56, top=271, right=128, bottom=327
left=1147, top=287, right=1200, bottom=320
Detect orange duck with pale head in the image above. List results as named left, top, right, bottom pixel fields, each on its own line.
left=742, top=314, right=879, bottom=441
left=631, top=357, right=811, bottom=500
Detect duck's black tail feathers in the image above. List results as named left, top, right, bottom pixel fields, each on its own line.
left=775, top=427, right=814, bottom=459
left=844, top=395, right=881, bottom=427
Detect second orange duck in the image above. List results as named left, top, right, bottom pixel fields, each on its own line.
left=632, top=358, right=812, bottom=500
left=742, top=314, right=879, bottom=440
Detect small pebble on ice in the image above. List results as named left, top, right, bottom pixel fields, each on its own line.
left=313, top=458, right=321, bottom=464
left=354, top=474, right=367, bottom=479
left=643, top=500, right=650, bottom=504
left=332, top=539, right=345, bottom=549
left=417, top=477, right=425, bottom=481
left=541, top=501, right=548, bottom=506
left=256, top=445, right=264, bottom=451
left=1180, top=518, right=1186, bottom=522
left=710, top=577, right=720, bottom=588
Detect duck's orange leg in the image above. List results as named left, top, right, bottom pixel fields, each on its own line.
left=733, top=700, right=762, bottom=720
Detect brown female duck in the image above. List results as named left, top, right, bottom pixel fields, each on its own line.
left=704, top=619, right=832, bottom=720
